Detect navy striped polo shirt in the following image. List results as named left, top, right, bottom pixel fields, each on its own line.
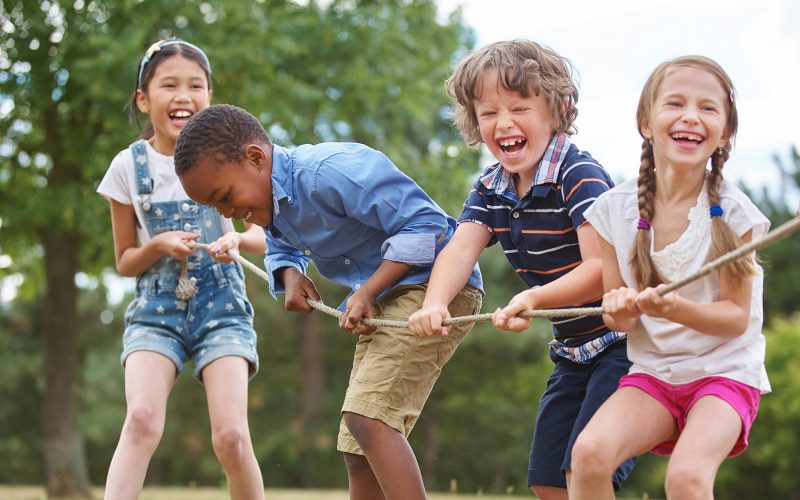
left=458, top=133, right=615, bottom=350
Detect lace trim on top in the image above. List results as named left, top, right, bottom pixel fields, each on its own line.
left=649, top=186, right=710, bottom=282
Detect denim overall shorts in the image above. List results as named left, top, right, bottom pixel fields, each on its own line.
left=121, top=140, right=258, bottom=381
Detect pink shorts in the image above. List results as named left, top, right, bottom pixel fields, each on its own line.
left=618, top=373, right=761, bottom=456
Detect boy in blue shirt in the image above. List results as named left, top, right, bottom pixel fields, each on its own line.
left=174, top=103, right=483, bottom=500
left=409, top=40, right=635, bottom=498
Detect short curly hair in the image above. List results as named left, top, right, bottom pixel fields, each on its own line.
left=446, top=39, right=579, bottom=146
left=174, top=104, right=271, bottom=176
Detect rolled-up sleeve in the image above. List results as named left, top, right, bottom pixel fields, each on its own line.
left=381, top=233, right=436, bottom=265
left=264, top=234, right=310, bottom=298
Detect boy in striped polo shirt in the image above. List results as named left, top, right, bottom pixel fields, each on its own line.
left=409, top=39, right=635, bottom=497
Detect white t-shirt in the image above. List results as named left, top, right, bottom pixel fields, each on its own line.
left=96, top=140, right=234, bottom=245
left=585, top=178, right=771, bottom=393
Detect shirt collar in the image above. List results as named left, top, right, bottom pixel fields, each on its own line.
left=479, top=133, right=572, bottom=193
left=270, top=144, right=294, bottom=218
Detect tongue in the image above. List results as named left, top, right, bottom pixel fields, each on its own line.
left=172, top=117, right=190, bottom=128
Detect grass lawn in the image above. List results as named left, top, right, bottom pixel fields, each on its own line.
left=0, top=486, right=526, bottom=499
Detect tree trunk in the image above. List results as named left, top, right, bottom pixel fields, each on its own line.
left=40, top=228, right=92, bottom=499
left=299, top=312, right=326, bottom=487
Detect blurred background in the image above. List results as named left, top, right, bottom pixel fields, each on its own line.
left=1, top=1, right=798, bottom=498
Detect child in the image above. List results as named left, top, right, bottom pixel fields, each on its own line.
left=570, top=55, right=770, bottom=500
left=408, top=40, right=636, bottom=498
left=174, top=103, right=483, bottom=500
left=96, top=39, right=265, bottom=500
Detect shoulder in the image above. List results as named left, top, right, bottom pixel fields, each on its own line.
left=719, top=180, right=770, bottom=236
left=292, top=142, right=385, bottom=165
left=560, top=145, right=613, bottom=184
left=591, top=178, right=639, bottom=212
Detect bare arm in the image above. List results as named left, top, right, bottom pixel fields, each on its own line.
left=109, top=199, right=197, bottom=277
left=207, top=222, right=267, bottom=263
left=493, top=222, right=605, bottom=332
left=408, top=222, right=490, bottom=336
left=636, top=230, right=754, bottom=338
left=341, top=259, right=414, bottom=335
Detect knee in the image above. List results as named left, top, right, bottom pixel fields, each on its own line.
left=211, top=423, right=250, bottom=466
left=531, top=485, right=565, bottom=500
left=123, top=404, right=164, bottom=446
left=571, top=433, right=616, bottom=480
left=664, top=463, right=712, bottom=499
left=342, top=451, right=370, bottom=474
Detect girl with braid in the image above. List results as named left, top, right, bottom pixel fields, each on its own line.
left=570, top=56, right=770, bottom=499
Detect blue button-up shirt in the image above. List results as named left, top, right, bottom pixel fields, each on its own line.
left=264, top=143, right=483, bottom=309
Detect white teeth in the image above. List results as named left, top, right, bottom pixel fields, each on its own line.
left=672, top=133, right=702, bottom=142
left=500, top=139, right=523, bottom=147
left=244, top=209, right=253, bottom=223
left=170, top=110, right=192, bottom=118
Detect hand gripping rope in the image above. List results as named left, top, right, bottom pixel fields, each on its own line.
left=188, top=217, right=800, bottom=330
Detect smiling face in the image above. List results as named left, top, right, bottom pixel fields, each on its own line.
left=642, top=66, right=729, bottom=171
left=178, top=144, right=274, bottom=227
left=474, top=68, right=556, bottom=193
left=136, top=54, right=211, bottom=155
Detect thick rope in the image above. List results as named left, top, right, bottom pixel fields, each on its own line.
left=188, top=216, right=799, bottom=329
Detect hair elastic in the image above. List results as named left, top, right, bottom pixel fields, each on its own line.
left=137, top=38, right=212, bottom=89
left=637, top=218, right=651, bottom=231
left=710, top=205, right=724, bottom=218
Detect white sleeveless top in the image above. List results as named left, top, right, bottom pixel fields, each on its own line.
left=585, top=178, right=771, bottom=393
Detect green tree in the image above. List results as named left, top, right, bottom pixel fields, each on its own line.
left=756, top=146, right=800, bottom=320
left=1, top=0, right=476, bottom=495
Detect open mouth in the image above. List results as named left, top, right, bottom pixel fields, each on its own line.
left=670, top=132, right=704, bottom=147
left=498, top=137, right=527, bottom=154
left=169, top=109, right=193, bottom=127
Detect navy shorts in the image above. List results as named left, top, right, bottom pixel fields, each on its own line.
left=528, top=339, right=635, bottom=490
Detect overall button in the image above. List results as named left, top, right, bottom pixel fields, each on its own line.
left=344, top=259, right=351, bottom=265
left=512, top=212, right=520, bottom=219
left=304, top=250, right=311, bottom=256
left=354, top=284, right=361, bottom=290
left=181, top=202, right=190, bottom=212
left=183, top=223, right=192, bottom=231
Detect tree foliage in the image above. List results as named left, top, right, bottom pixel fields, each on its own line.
left=2, top=0, right=799, bottom=497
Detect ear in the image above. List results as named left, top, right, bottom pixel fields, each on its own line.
left=718, top=127, right=730, bottom=150
left=135, top=89, right=148, bottom=114
left=244, top=144, right=266, bottom=169
left=641, top=122, right=653, bottom=141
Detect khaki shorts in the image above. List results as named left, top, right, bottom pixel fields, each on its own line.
left=337, top=283, right=482, bottom=455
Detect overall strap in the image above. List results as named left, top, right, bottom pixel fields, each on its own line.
left=131, top=140, right=154, bottom=195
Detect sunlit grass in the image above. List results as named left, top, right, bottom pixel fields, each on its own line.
left=0, top=486, right=527, bottom=499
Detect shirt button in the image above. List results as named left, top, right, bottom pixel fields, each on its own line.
left=354, top=284, right=361, bottom=290
left=304, top=250, right=311, bottom=256
left=183, top=223, right=192, bottom=231
left=181, top=202, right=190, bottom=212
left=344, top=259, right=351, bottom=265
left=512, top=212, right=520, bottom=219
left=288, top=197, right=293, bottom=202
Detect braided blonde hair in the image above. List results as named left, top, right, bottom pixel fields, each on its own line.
left=630, top=56, right=755, bottom=288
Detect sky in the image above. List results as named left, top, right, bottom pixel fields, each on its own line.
left=437, top=0, right=800, bottom=202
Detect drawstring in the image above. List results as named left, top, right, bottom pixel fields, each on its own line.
left=175, top=260, right=198, bottom=299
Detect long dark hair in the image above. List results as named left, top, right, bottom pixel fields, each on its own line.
left=125, top=39, right=212, bottom=139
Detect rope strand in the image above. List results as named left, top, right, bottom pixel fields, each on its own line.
left=187, top=216, right=799, bottom=330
